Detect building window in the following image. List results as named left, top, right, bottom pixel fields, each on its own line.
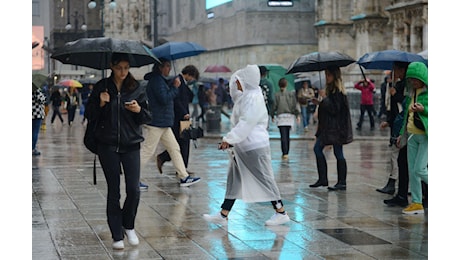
left=190, top=1, right=195, bottom=21
left=32, top=1, right=40, bottom=17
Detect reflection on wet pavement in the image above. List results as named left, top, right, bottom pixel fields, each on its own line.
left=32, top=115, right=427, bottom=259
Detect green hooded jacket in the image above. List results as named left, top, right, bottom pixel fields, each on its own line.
left=400, top=61, right=428, bottom=136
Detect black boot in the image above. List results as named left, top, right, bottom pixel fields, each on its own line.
left=384, top=194, right=408, bottom=207
left=376, top=178, right=396, bottom=195
left=422, top=181, right=428, bottom=208
left=328, top=159, right=347, bottom=191
left=310, top=157, right=328, bottom=187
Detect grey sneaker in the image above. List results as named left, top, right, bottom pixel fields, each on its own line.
left=265, top=212, right=290, bottom=226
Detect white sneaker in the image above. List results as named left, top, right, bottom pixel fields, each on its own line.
left=124, top=229, right=139, bottom=246
left=265, top=212, right=290, bottom=226
left=112, top=240, right=124, bottom=250
left=203, top=213, right=228, bottom=225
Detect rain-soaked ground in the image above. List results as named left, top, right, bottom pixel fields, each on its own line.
left=32, top=109, right=427, bottom=259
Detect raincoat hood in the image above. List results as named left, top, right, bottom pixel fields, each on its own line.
left=229, top=73, right=242, bottom=103
left=224, top=64, right=268, bottom=152
left=406, top=62, right=428, bottom=86
left=234, top=64, right=261, bottom=92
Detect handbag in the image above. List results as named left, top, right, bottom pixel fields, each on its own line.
left=84, top=119, right=98, bottom=154
left=180, top=120, right=192, bottom=134
left=181, top=126, right=204, bottom=140
left=298, top=96, right=308, bottom=105
left=413, top=92, right=425, bottom=131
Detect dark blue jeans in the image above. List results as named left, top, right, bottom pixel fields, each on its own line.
left=32, top=118, right=42, bottom=150
left=313, top=137, right=345, bottom=161
left=300, top=106, right=310, bottom=128
left=98, top=146, right=140, bottom=241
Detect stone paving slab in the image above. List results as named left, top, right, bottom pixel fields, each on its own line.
left=31, top=111, right=428, bottom=259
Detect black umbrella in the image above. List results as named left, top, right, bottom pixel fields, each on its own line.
left=287, top=51, right=356, bottom=74
left=51, top=37, right=160, bottom=70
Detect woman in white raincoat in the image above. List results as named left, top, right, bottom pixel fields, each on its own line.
left=203, top=64, right=290, bottom=226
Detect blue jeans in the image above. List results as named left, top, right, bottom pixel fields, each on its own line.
left=313, top=137, right=345, bottom=161
left=32, top=118, right=42, bottom=150
left=300, top=106, right=310, bottom=128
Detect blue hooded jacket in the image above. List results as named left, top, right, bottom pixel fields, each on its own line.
left=144, top=70, right=178, bottom=127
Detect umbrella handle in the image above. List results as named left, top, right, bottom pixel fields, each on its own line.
left=359, top=65, right=367, bottom=82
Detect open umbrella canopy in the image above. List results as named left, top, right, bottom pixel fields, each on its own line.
left=51, top=37, right=160, bottom=70
left=32, top=73, right=49, bottom=91
left=152, top=41, right=206, bottom=60
left=56, top=79, right=83, bottom=88
left=204, top=65, right=232, bottom=73
left=287, top=51, right=356, bottom=74
left=356, top=50, right=426, bottom=70
left=258, top=64, right=295, bottom=92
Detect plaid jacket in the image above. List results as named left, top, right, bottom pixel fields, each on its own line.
left=32, top=89, right=46, bottom=119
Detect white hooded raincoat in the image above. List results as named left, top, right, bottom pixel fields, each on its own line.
left=222, top=65, right=282, bottom=203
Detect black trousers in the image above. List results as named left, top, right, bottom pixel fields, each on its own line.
left=98, top=146, right=140, bottom=241
left=51, top=105, right=64, bottom=123
left=278, top=126, right=291, bottom=156
left=357, top=104, right=375, bottom=128
left=397, top=145, right=409, bottom=198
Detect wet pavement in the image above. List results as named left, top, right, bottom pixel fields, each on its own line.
left=32, top=109, right=428, bottom=259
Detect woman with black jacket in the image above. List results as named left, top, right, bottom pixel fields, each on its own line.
left=85, top=53, right=151, bottom=250
left=309, top=66, right=353, bottom=191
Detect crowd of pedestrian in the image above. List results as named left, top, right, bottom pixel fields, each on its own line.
left=33, top=56, right=428, bottom=251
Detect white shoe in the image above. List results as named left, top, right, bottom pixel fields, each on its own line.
left=203, top=213, right=228, bottom=225
left=124, top=229, right=139, bottom=246
left=112, top=240, right=124, bottom=250
left=265, top=212, right=290, bottom=226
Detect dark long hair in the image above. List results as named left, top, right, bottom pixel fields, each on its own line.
left=111, top=53, right=137, bottom=91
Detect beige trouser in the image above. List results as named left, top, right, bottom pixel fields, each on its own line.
left=388, top=145, right=399, bottom=180
left=140, top=125, right=188, bottom=179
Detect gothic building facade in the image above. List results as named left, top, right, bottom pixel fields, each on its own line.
left=36, top=0, right=427, bottom=82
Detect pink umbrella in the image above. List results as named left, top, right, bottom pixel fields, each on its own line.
left=204, top=65, right=231, bottom=73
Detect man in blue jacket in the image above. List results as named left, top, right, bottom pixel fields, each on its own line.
left=140, top=58, right=201, bottom=187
